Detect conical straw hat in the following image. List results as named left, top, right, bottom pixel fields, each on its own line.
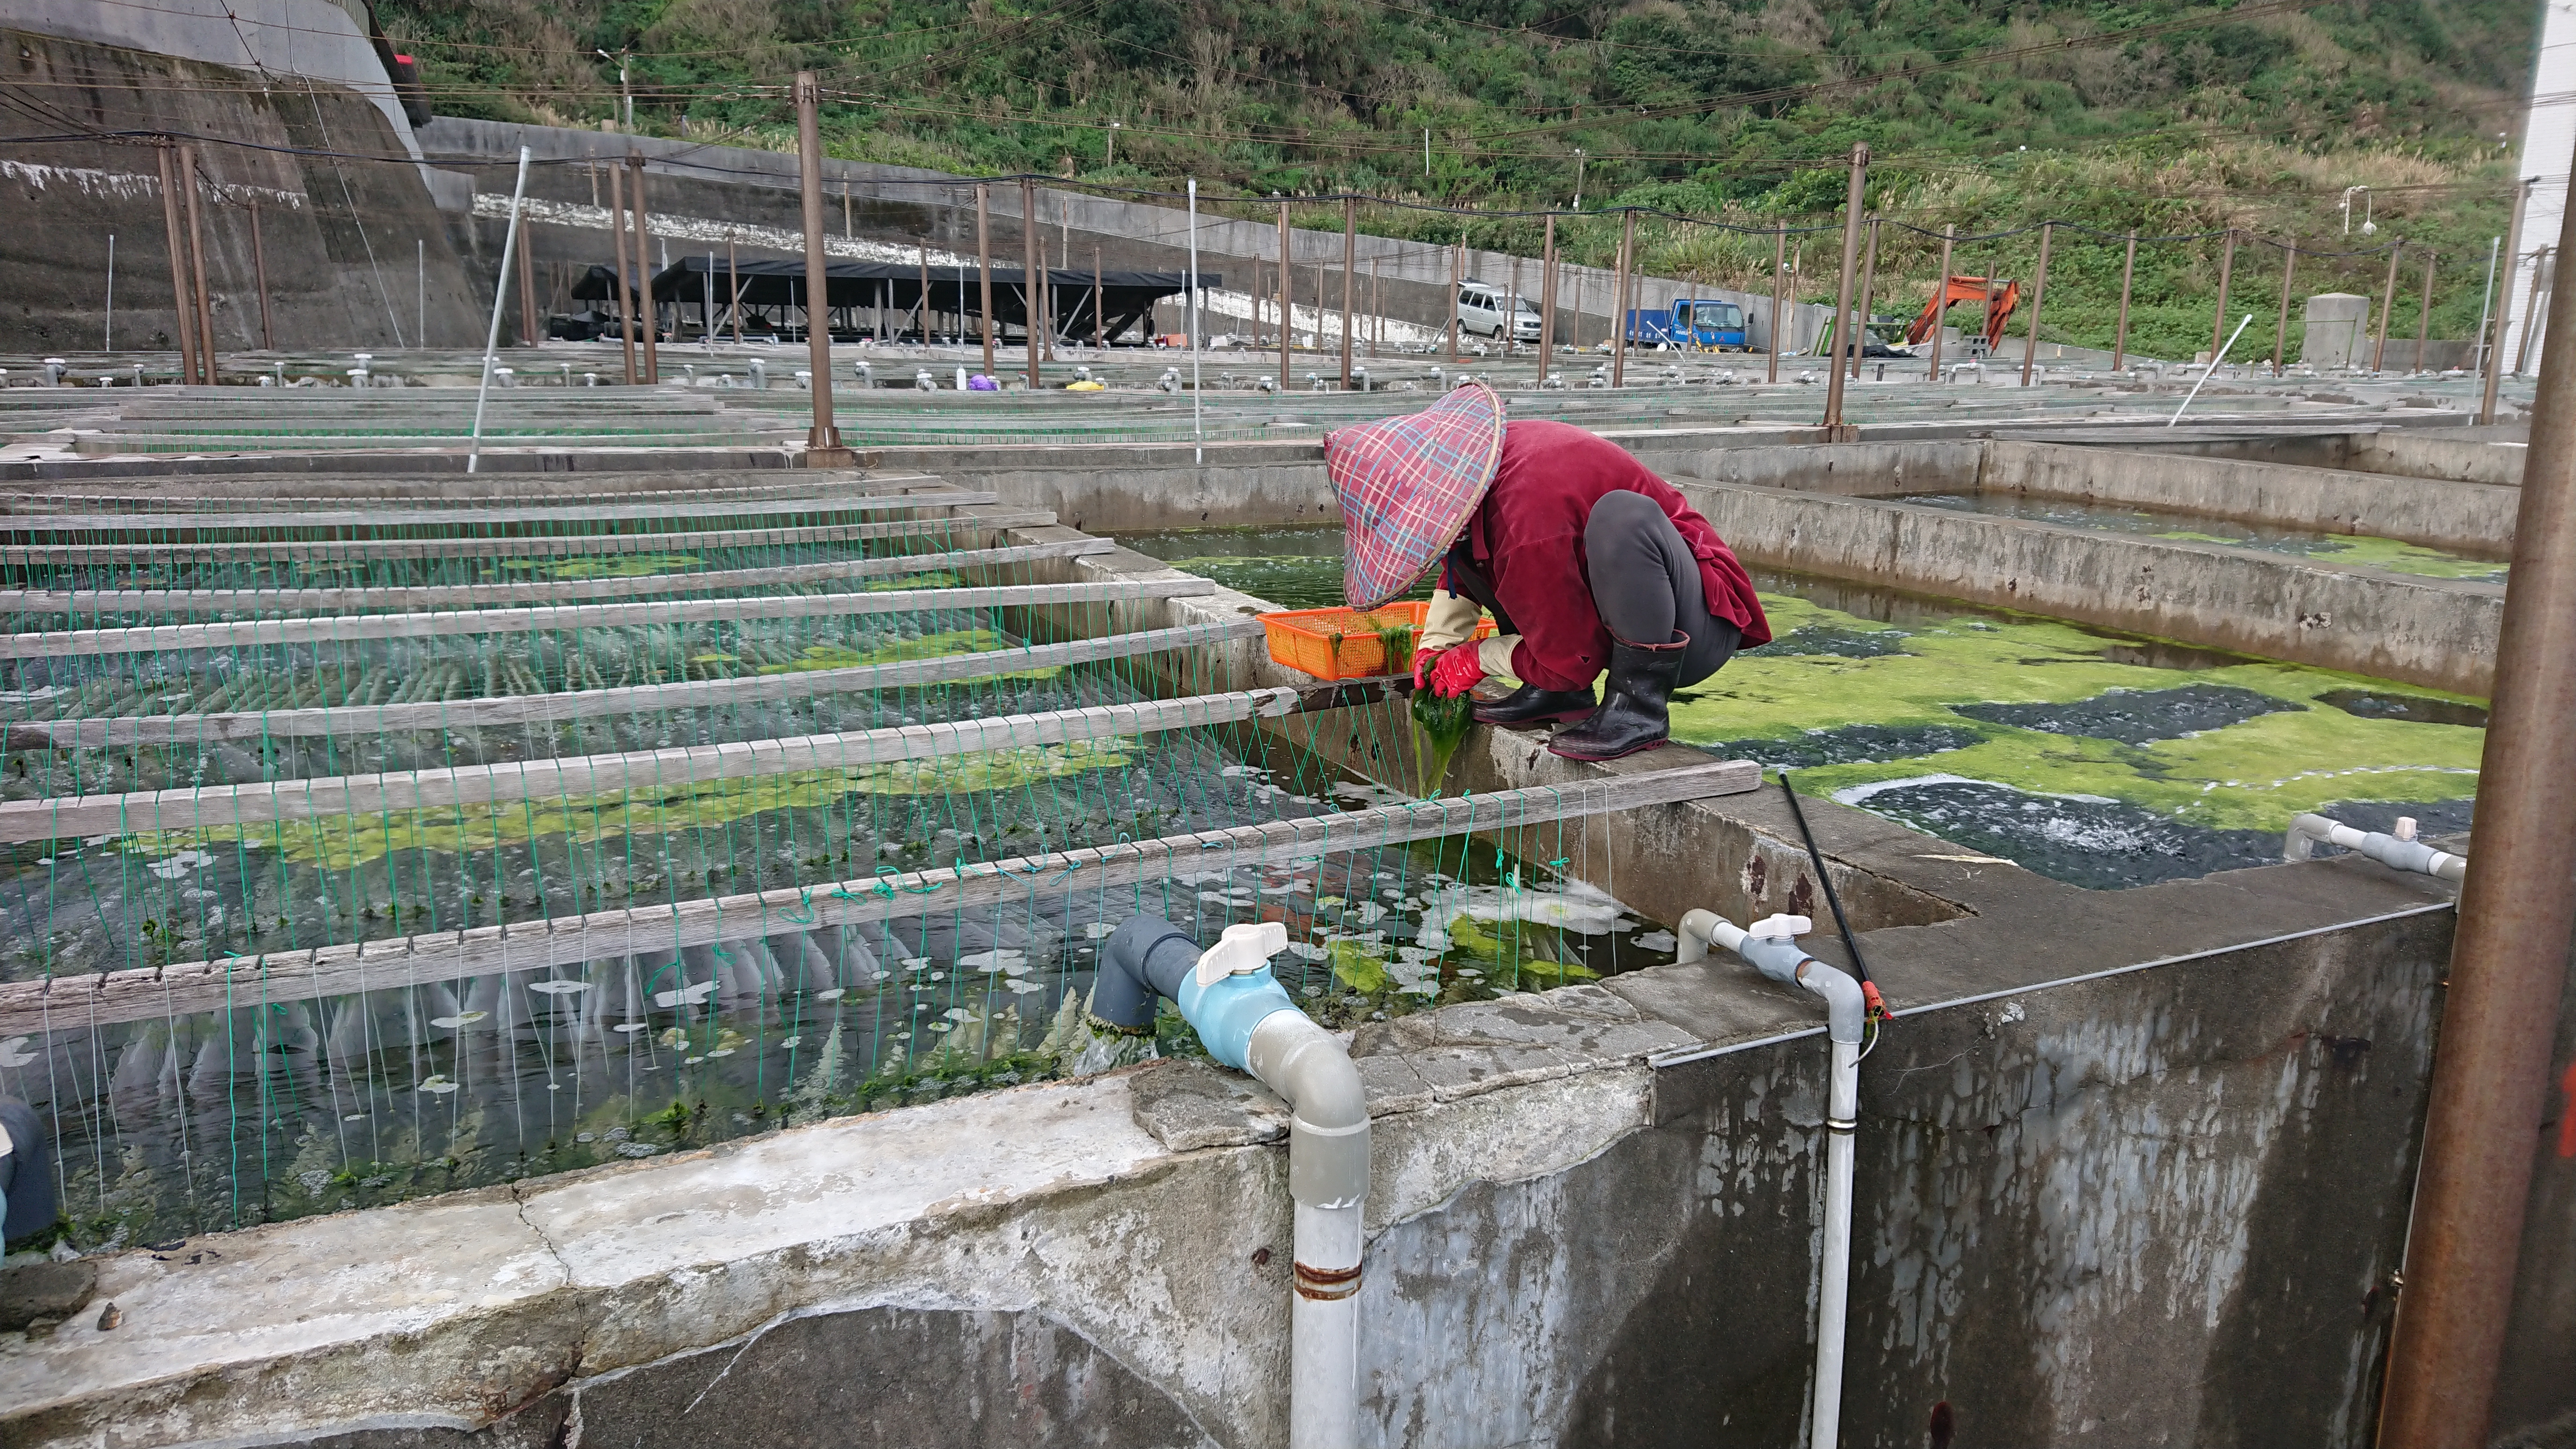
left=1324, top=381, right=1505, bottom=610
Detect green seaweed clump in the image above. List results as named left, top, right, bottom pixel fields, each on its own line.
left=1409, top=684, right=1474, bottom=798
left=1376, top=621, right=1419, bottom=678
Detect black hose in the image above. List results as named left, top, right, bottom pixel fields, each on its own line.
left=1780, top=772, right=1888, bottom=1019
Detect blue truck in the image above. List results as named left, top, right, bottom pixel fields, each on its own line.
left=1622, top=298, right=1749, bottom=351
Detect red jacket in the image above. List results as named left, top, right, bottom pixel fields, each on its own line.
left=1444, top=420, right=1771, bottom=692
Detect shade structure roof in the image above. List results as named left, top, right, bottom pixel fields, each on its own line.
left=571, top=257, right=1215, bottom=327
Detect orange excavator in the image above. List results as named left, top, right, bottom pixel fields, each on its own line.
left=1907, top=275, right=2021, bottom=354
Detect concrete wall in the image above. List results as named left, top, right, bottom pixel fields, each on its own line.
left=1675, top=481, right=2503, bottom=695
left=418, top=119, right=1832, bottom=356
left=0, top=30, right=483, bottom=356
left=1981, top=440, right=2523, bottom=553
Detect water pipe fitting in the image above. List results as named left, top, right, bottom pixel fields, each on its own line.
left=2285, top=812, right=2467, bottom=882
left=1092, top=913, right=1367, bottom=1449
left=1678, top=910, right=1864, bottom=1045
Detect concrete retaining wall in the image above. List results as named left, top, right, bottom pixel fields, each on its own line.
left=0, top=30, right=484, bottom=356
left=418, top=119, right=1832, bottom=356
left=1981, top=440, right=2523, bottom=553
left=1675, top=481, right=2503, bottom=696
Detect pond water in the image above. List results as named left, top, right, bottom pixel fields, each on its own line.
left=1901, top=492, right=2509, bottom=583
left=1124, top=527, right=2487, bottom=892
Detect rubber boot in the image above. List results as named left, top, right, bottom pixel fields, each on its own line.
left=1473, top=683, right=1597, bottom=729
left=0, top=1097, right=55, bottom=1244
left=1547, top=632, right=1686, bottom=761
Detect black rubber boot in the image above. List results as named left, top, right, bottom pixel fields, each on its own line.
left=1547, top=633, right=1686, bottom=761
left=1, top=1097, right=55, bottom=1245
left=1473, top=683, right=1597, bottom=729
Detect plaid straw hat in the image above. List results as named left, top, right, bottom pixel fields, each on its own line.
left=1325, top=381, right=1506, bottom=610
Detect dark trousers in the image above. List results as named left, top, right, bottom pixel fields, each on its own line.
left=1584, top=490, right=1742, bottom=688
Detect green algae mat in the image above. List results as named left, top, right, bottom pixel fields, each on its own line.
left=1684, top=589, right=2485, bottom=888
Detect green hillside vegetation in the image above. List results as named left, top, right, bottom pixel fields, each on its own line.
left=386, top=0, right=2536, bottom=359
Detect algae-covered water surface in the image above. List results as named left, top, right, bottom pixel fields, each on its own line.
left=1693, top=574, right=2484, bottom=888
left=1904, top=492, right=2510, bottom=582
left=1127, top=526, right=2485, bottom=892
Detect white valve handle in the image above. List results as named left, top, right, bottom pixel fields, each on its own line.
left=1196, top=921, right=1289, bottom=987
left=1748, top=914, right=1814, bottom=941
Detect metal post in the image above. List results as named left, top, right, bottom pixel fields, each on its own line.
left=103, top=232, right=113, bottom=351
left=1448, top=239, right=1463, bottom=366
left=1612, top=209, right=1635, bottom=388
left=976, top=184, right=995, bottom=375
left=250, top=199, right=273, bottom=351
left=628, top=156, right=658, bottom=382
left=2210, top=229, right=2236, bottom=364
left=1020, top=178, right=1042, bottom=385
left=1537, top=212, right=1558, bottom=383
left=729, top=238, right=742, bottom=347
left=180, top=146, right=217, bottom=382
left=1278, top=201, right=1292, bottom=391
left=1370, top=255, right=1382, bottom=358
left=607, top=160, right=637, bottom=384
left=1852, top=215, right=1879, bottom=380
left=468, top=146, right=532, bottom=474
left=917, top=245, right=930, bottom=343
left=2476, top=235, right=2503, bottom=383
left=2271, top=234, right=2297, bottom=377
left=2415, top=250, right=2437, bottom=373
left=2112, top=233, right=2136, bottom=372
left=1092, top=247, right=1103, bottom=349
left=2375, top=154, right=2576, bottom=1449
left=417, top=238, right=425, bottom=349
left=1187, top=178, right=1203, bottom=461
left=2514, top=246, right=2552, bottom=375
left=1821, top=144, right=1868, bottom=432
left=792, top=71, right=846, bottom=461
left=1769, top=227, right=1786, bottom=384
left=2483, top=184, right=2530, bottom=424
left=2020, top=222, right=2053, bottom=387
left=517, top=218, right=538, bottom=347
left=2373, top=240, right=2404, bottom=373
left=156, top=144, right=197, bottom=386
left=1927, top=224, right=1954, bottom=380
left=1340, top=196, right=1356, bottom=389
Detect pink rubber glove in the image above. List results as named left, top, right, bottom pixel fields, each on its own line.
left=1427, top=643, right=1486, bottom=699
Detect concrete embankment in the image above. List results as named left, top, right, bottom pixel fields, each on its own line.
left=1675, top=481, right=2501, bottom=696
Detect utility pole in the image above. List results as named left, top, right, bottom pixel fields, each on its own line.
left=1447, top=238, right=1463, bottom=367
left=1820, top=143, right=1867, bottom=435
left=1926, top=224, right=1954, bottom=381
left=2483, top=182, right=2533, bottom=420
left=2020, top=221, right=2053, bottom=387
left=1023, top=178, right=1044, bottom=388
left=2372, top=240, right=2403, bottom=373
left=1852, top=215, right=1880, bottom=381
left=976, top=183, right=995, bottom=376
left=180, top=146, right=216, bottom=382
left=250, top=199, right=273, bottom=351
left=2514, top=245, right=2553, bottom=375
left=2111, top=233, right=2137, bottom=373
left=792, top=71, right=849, bottom=463
left=1340, top=196, right=1356, bottom=389
left=1537, top=212, right=1558, bottom=384
left=2270, top=234, right=2297, bottom=377
left=1277, top=200, right=1292, bottom=392
left=156, top=143, right=198, bottom=385
left=2210, top=230, right=2236, bottom=366
left=2415, top=250, right=2437, bottom=374
left=627, top=155, right=658, bottom=382
left=2374, top=152, right=2576, bottom=1449
left=1769, top=227, right=1786, bottom=385
left=607, top=160, right=636, bottom=383
left=1611, top=208, right=1634, bottom=388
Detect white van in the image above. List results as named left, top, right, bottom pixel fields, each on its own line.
left=1457, top=281, right=1542, bottom=342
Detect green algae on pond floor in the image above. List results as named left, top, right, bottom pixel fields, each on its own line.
left=1682, top=587, right=2486, bottom=885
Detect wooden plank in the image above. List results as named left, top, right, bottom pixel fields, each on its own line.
left=0, top=760, right=1761, bottom=1032
left=0, top=511, right=1056, bottom=565
left=0, top=539, right=1117, bottom=615
left=0, top=686, right=1308, bottom=841
left=0, top=493, right=993, bottom=534
left=6, top=619, right=1266, bottom=746
left=0, top=578, right=1215, bottom=659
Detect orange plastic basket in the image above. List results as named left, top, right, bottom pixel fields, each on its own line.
left=1258, top=602, right=1494, bottom=682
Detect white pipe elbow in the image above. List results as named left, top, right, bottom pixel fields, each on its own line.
left=1247, top=1011, right=1370, bottom=1210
